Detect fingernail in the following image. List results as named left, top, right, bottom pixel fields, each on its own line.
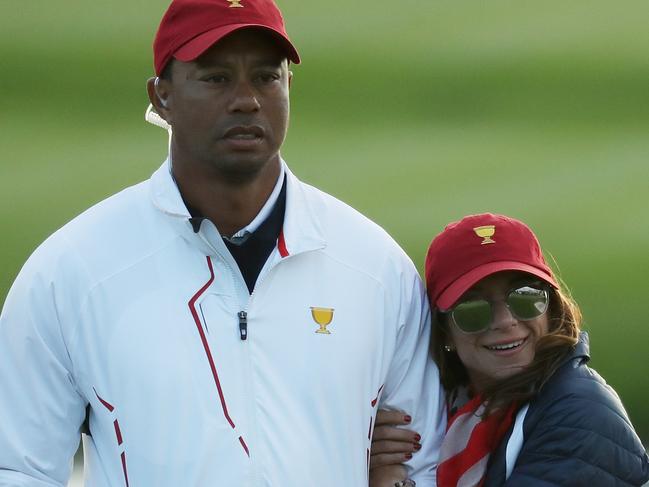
left=413, top=443, right=422, bottom=451
left=404, top=415, right=412, bottom=423
left=405, top=452, right=413, bottom=460
left=414, top=433, right=421, bottom=442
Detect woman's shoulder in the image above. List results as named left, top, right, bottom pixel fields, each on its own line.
left=513, top=332, right=649, bottom=485
left=530, top=332, right=628, bottom=424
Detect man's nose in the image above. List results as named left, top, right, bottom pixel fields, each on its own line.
left=490, top=301, right=517, bottom=330
left=227, top=81, right=261, bottom=113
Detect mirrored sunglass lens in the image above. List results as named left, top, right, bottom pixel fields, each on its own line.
left=452, top=300, right=491, bottom=332
left=507, top=286, right=548, bottom=320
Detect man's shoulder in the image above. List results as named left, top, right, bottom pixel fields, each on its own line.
left=51, top=178, right=151, bottom=248
left=297, top=180, right=417, bottom=275
left=298, top=181, right=403, bottom=247
left=19, top=177, right=166, bottom=287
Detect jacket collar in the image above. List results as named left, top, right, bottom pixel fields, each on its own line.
left=280, top=163, right=326, bottom=256
left=561, top=331, right=590, bottom=368
left=149, top=158, right=190, bottom=218
left=148, top=157, right=326, bottom=256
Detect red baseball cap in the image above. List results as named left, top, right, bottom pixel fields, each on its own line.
left=153, top=0, right=301, bottom=76
left=425, top=213, right=559, bottom=311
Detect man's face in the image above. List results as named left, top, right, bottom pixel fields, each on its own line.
left=162, top=29, right=291, bottom=183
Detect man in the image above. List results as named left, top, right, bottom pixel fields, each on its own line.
left=0, top=0, right=445, bottom=484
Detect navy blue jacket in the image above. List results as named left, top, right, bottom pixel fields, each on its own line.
left=484, top=332, right=649, bottom=486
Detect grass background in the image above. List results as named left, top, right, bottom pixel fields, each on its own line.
left=1, top=0, right=648, bottom=450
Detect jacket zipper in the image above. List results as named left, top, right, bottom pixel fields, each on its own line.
left=197, top=224, right=296, bottom=486
left=237, top=248, right=294, bottom=340
left=234, top=251, right=293, bottom=486
left=238, top=311, right=248, bottom=341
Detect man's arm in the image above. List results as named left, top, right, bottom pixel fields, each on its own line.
left=378, top=267, right=446, bottom=485
left=0, top=245, right=87, bottom=485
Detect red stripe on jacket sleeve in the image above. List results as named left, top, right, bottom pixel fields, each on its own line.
left=92, top=389, right=130, bottom=486
left=121, top=452, right=130, bottom=487
left=94, top=388, right=115, bottom=412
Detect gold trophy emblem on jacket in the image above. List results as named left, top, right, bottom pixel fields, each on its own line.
left=310, top=307, right=334, bottom=334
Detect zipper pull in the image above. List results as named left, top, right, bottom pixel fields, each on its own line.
left=238, top=311, right=248, bottom=341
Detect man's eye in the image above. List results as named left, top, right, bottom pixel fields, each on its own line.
left=203, top=75, right=228, bottom=83
left=257, top=73, right=280, bottom=83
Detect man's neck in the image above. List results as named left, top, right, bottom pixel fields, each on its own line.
left=171, top=156, right=282, bottom=238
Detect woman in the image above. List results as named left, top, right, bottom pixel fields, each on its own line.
left=370, top=213, right=649, bottom=487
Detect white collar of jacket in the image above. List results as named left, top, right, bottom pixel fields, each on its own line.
left=148, top=157, right=326, bottom=257
left=230, top=163, right=285, bottom=239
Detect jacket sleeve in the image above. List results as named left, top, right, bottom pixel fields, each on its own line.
left=378, top=265, right=447, bottom=486
left=0, top=241, right=87, bottom=486
left=504, top=372, right=649, bottom=487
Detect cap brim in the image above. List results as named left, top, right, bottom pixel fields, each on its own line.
left=436, top=261, right=559, bottom=311
left=174, top=23, right=301, bottom=64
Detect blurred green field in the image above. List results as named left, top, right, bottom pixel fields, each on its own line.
left=2, top=0, right=648, bottom=446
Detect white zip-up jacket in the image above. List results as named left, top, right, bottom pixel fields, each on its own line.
left=0, top=159, right=445, bottom=486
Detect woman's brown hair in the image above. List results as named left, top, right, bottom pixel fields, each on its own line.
left=430, top=282, right=581, bottom=416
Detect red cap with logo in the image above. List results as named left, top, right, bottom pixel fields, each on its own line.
left=153, top=0, right=301, bottom=76
left=425, top=213, right=558, bottom=311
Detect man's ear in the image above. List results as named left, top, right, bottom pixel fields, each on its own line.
left=288, top=70, right=293, bottom=89
left=146, top=77, right=172, bottom=122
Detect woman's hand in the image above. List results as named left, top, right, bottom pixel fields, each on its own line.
left=369, top=464, right=408, bottom=487
left=370, top=409, right=422, bottom=470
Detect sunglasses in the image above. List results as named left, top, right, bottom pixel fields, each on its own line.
left=447, top=284, right=550, bottom=334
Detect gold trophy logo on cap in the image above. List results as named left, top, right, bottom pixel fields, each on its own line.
left=227, top=0, right=244, bottom=7
left=310, top=307, right=334, bottom=334
left=473, top=225, right=496, bottom=245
